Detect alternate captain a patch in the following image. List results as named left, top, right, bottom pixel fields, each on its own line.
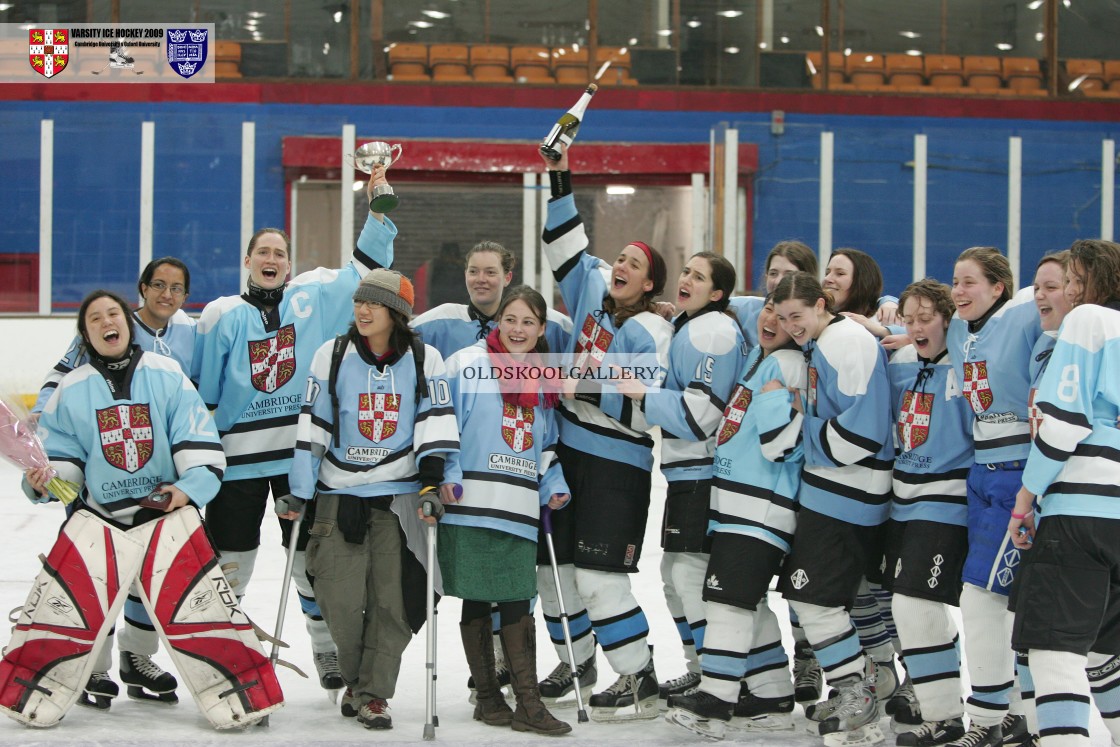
left=717, top=384, right=752, bottom=445
left=501, top=402, right=534, bottom=453
left=897, top=390, right=934, bottom=451
left=248, top=324, right=296, bottom=393
left=97, top=404, right=154, bottom=473
left=962, top=360, right=994, bottom=413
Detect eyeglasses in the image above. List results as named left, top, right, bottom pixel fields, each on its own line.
left=147, top=280, right=187, bottom=296
left=354, top=300, right=385, bottom=309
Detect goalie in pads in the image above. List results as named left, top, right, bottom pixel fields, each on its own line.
left=0, top=290, right=283, bottom=729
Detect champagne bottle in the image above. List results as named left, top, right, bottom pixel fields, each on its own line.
left=540, top=83, right=598, bottom=162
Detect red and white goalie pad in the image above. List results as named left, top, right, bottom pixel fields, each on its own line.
left=0, top=510, right=145, bottom=727
left=132, top=507, right=283, bottom=728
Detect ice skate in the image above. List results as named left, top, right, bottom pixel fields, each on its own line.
left=589, top=658, right=659, bottom=722
left=795, top=640, right=824, bottom=705
left=943, top=722, right=1002, bottom=747
left=665, top=689, right=733, bottom=741
left=357, top=697, right=392, bottom=729
left=873, top=659, right=900, bottom=701
left=886, top=677, right=923, bottom=732
left=120, top=651, right=178, bottom=704
left=658, top=670, right=701, bottom=709
left=807, top=689, right=844, bottom=723
left=729, top=686, right=795, bottom=732
left=538, top=654, right=596, bottom=708
left=77, top=671, right=119, bottom=710
left=997, top=714, right=1034, bottom=747
left=818, top=671, right=884, bottom=747
left=896, top=717, right=966, bottom=747
left=109, top=45, right=135, bottom=68
left=468, top=638, right=511, bottom=705
left=313, top=649, right=344, bottom=702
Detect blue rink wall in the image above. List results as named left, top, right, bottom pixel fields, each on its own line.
left=1, top=99, right=1118, bottom=308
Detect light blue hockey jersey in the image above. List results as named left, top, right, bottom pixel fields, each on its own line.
left=289, top=335, right=459, bottom=500
left=888, top=346, right=974, bottom=526
left=729, top=295, right=764, bottom=349
left=1022, top=304, right=1120, bottom=520
left=440, top=343, right=569, bottom=541
left=799, top=315, right=894, bottom=527
left=412, top=303, right=572, bottom=359
left=644, top=309, right=747, bottom=482
left=33, top=309, right=197, bottom=413
left=1027, top=331, right=1057, bottom=440
left=947, top=288, right=1042, bottom=465
left=709, top=346, right=806, bottom=552
left=37, top=350, right=225, bottom=525
left=194, top=214, right=396, bottom=480
left=542, top=193, right=673, bottom=471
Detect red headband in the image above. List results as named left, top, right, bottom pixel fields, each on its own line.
left=628, top=241, right=654, bottom=268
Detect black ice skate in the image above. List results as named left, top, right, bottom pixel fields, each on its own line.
left=730, top=686, right=795, bottom=732
left=658, top=670, right=701, bottom=709
left=120, top=651, right=178, bottom=704
left=896, top=717, right=966, bottom=747
left=998, top=714, right=1036, bottom=747
left=77, top=671, right=119, bottom=710
left=794, top=639, right=824, bottom=704
left=886, top=676, right=923, bottom=731
left=943, top=721, right=1003, bottom=747
left=589, top=658, right=659, bottom=722
left=538, top=654, right=596, bottom=708
left=665, top=689, right=733, bottom=740
left=314, top=649, right=344, bottom=701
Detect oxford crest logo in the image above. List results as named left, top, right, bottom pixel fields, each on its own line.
left=96, top=404, right=154, bottom=473
left=248, top=324, right=296, bottom=393
left=29, top=28, right=69, bottom=78
left=167, top=28, right=208, bottom=78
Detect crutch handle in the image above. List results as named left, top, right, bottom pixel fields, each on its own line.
left=541, top=505, right=554, bottom=534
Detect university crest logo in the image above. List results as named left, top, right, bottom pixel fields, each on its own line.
left=717, top=384, right=752, bottom=445
left=572, top=314, right=613, bottom=373
left=807, top=366, right=818, bottom=409
left=962, top=360, right=994, bottom=413
left=29, top=29, right=69, bottom=78
left=358, top=392, right=400, bottom=442
left=167, top=28, right=208, bottom=78
left=897, top=390, right=934, bottom=451
left=96, top=404, right=154, bottom=473
left=501, top=402, right=535, bottom=453
left=248, top=324, right=296, bottom=393
left=1027, top=387, right=1042, bottom=439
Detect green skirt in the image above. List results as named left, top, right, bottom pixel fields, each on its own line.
left=438, top=524, right=537, bottom=602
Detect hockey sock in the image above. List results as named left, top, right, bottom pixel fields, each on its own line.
left=661, top=552, right=707, bottom=672
left=1087, top=651, right=1120, bottom=746
left=699, top=601, right=752, bottom=703
left=892, top=592, right=962, bottom=721
left=743, top=594, right=795, bottom=699
left=868, top=581, right=901, bottom=656
left=852, top=578, right=895, bottom=664
left=789, top=600, right=866, bottom=685
left=95, top=629, right=115, bottom=673
left=576, top=567, right=651, bottom=676
left=960, top=583, right=1015, bottom=727
left=537, top=564, right=594, bottom=664
left=1017, top=650, right=1038, bottom=732
left=1031, top=649, right=1091, bottom=747
left=292, top=549, right=335, bottom=653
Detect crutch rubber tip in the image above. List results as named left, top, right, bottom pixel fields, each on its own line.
left=423, top=724, right=436, bottom=740
left=577, top=709, right=589, bottom=723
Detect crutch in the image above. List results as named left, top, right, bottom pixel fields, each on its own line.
left=541, top=506, right=589, bottom=723
left=423, top=501, right=438, bottom=740
left=260, top=496, right=306, bottom=728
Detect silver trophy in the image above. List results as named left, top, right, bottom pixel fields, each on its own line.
left=351, top=141, right=403, bottom=213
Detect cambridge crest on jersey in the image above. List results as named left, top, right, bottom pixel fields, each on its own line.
left=501, top=402, right=535, bottom=453
left=29, top=28, right=69, bottom=78
left=717, top=384, right=752, bottom=445
left=572, top=314, right=614, bottom=372
left=96, top=404, right=154, bottom=473
left=807, top=366, right=818, bottom=410
left=962, top=360, right=994, bottom=413
left=248, top=324, right=296, bottom=394
left=897, top=390, right=934, bottom=451
left=1027, top=386, right=1042, bottom=439
left=358, top=392, right=400, bottom=442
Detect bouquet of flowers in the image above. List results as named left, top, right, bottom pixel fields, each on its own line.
left=0, top=397, right=78, bottom=504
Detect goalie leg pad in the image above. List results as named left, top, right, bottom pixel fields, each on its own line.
left=0, top=511, right=144, bottom=727
left=131, top=508, right=283, bottom=729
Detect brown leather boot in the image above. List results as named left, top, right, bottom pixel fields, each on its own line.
left=500, top=615, right=572, bottom=735
left=460, top=616, right=514, bottom=726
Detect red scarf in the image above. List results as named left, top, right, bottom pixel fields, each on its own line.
left=485, top=328, right=558, bottom=410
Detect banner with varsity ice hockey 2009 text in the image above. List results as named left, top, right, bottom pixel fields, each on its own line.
left=0, top=23, right=215, bottom=83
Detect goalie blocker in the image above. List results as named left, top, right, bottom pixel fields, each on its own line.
left=0, top=507, right=283, bottom=729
